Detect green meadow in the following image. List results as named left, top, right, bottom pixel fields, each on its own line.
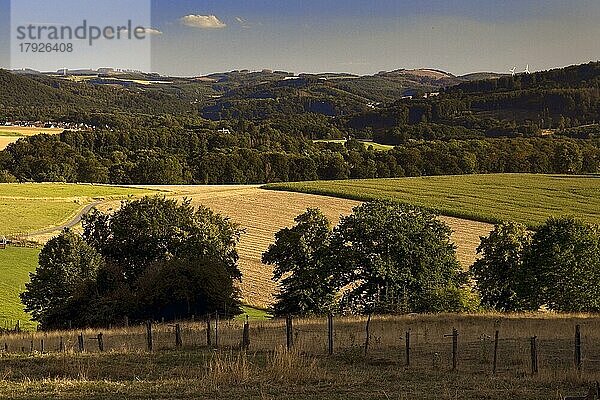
left=264, top=174, right=600, bottom=227
left=0, top=183, right=159, bottom=235
left=0, top=246, right=40, bottom=330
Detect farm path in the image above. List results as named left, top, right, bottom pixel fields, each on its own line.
left=27, top=200, right=103, bottom=237
left=108, top=185, right=493, bottom=308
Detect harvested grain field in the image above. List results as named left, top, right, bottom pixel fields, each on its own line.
left=105, top=186, right=492, bottom=308
left=0, top=136, right=21, bottom=150
left=0, top=126, right=64, bottom=136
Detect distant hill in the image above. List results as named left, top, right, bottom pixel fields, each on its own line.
left=194, top=68, right=512, bottom=121
left=345, top=61, right=600, bottom=140
left=4, top=64, right=593, bottom=130
left=458, top=72, right=507, bottom=81
left=0, top=69, right=196, bottom=121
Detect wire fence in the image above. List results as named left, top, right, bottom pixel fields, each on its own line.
left=1, top=314, right=599, bottom=375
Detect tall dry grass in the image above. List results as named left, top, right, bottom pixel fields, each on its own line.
left=2, top=313, right=600, bottom=376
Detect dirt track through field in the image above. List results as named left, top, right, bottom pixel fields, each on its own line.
left=119, top=186, right=492, bottom=308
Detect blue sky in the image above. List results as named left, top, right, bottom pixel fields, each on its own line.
left=2, top=0, right=600, bottom=76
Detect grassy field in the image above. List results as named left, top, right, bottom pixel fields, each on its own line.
left=1, top=313, right=600, bottom=399
left=0, top=183, right=158, bottom=235
left=264, top=174, right=600, bottom=228
left=0, top=246, right=40, bottom=331
left=0, top=126, right=64, bottom=136
left=313, top=139, right=395, bottom=151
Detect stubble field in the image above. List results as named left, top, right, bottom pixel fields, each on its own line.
left=111, top=185, right=491, bottom=307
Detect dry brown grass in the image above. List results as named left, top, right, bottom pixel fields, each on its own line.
left=3, top=313, right=599, bottom=372
left=2, top=314, right=600, bottom=399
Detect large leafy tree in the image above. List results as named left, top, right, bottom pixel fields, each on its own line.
left=520, top=217, right=600, bottom=311
left=135, top=256, right=241, bottom=320
left=21, top=230, right=103, bottom=329
left=329, top=201, right=471, bottom=314
left=471, top=222, right=531, bottom=311
left=82, top=196, right=244, bottom=320
left=82, top=196, right=242, bottom=284
left=262, top=208, right=335, bottom=316
left=24, top=197, right=244, bottom=329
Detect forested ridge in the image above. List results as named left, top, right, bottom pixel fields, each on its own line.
left=350, top=62, right=600, bottom=141
left=1, top=62, right=600, bottom=184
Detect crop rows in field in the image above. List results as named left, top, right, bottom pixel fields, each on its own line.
left=133, top=186, right=491, bottom=308
left=264, top=174, right=600, bottom=228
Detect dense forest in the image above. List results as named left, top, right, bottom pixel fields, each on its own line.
left=1, top=62, right=600, bottom=184
left=349, top=62, right=600, bottom=141
left=1, top=132, right=597, bottom=184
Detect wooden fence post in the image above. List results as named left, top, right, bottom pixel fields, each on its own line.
left=40, top=339, right=44, bottom=353
left=364, top=314, right=372, bottom=357
left=444, top=328, right=459, bottom=370
left=327, top=314, right=334, bottom=356
left=29, top=339, right=33, bottom=353
left=124, top=316, right=129, bottom=328
left=98, top=333, right=104, bottom=352
left=146, top=321, right=153, bottom=352
left=493, top=330, right=499, bottom=374
left=286, top=315, right=294, bottom=350
left=452, top=328, right=458, bottom=371
left=78, top=333, right=84, bottom=352
left=530, top=336, right=538, bottom=375
left=59, top=337, right=65, bottom=353
left=175, top=324, right=182, bottom=349
left=214, top=312, right=219, bottom=349
left=206, top=315, right=212, bottom=347
left=405, top=331, right=410, bottom=367
left=575, top=325, right=582, bottom=370
left=4, top=343, right=8, bottom=353
left=242, top=316, right=250, bottom=350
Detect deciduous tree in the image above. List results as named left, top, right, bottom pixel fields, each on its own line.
left=262, top=208, right=335, bottom=316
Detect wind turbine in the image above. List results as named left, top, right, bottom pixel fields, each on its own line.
left=524, top=64, right=530, bottom=74
left=509, top=66, right=516, bottom=76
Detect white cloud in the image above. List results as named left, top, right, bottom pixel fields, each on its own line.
left=120, top=27, right=162, bottom=36
left=180, top=15, right=226, bottom=29
left=144, top=28, right=163, bottom=36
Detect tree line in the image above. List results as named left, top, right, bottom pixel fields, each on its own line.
left=266, top=204, right=600, bottom=317
left=473, top=218, right=600, bottom=312
left=22, top=197, right=600, bottom=329
left=1, top=129, right=599, bottom=184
